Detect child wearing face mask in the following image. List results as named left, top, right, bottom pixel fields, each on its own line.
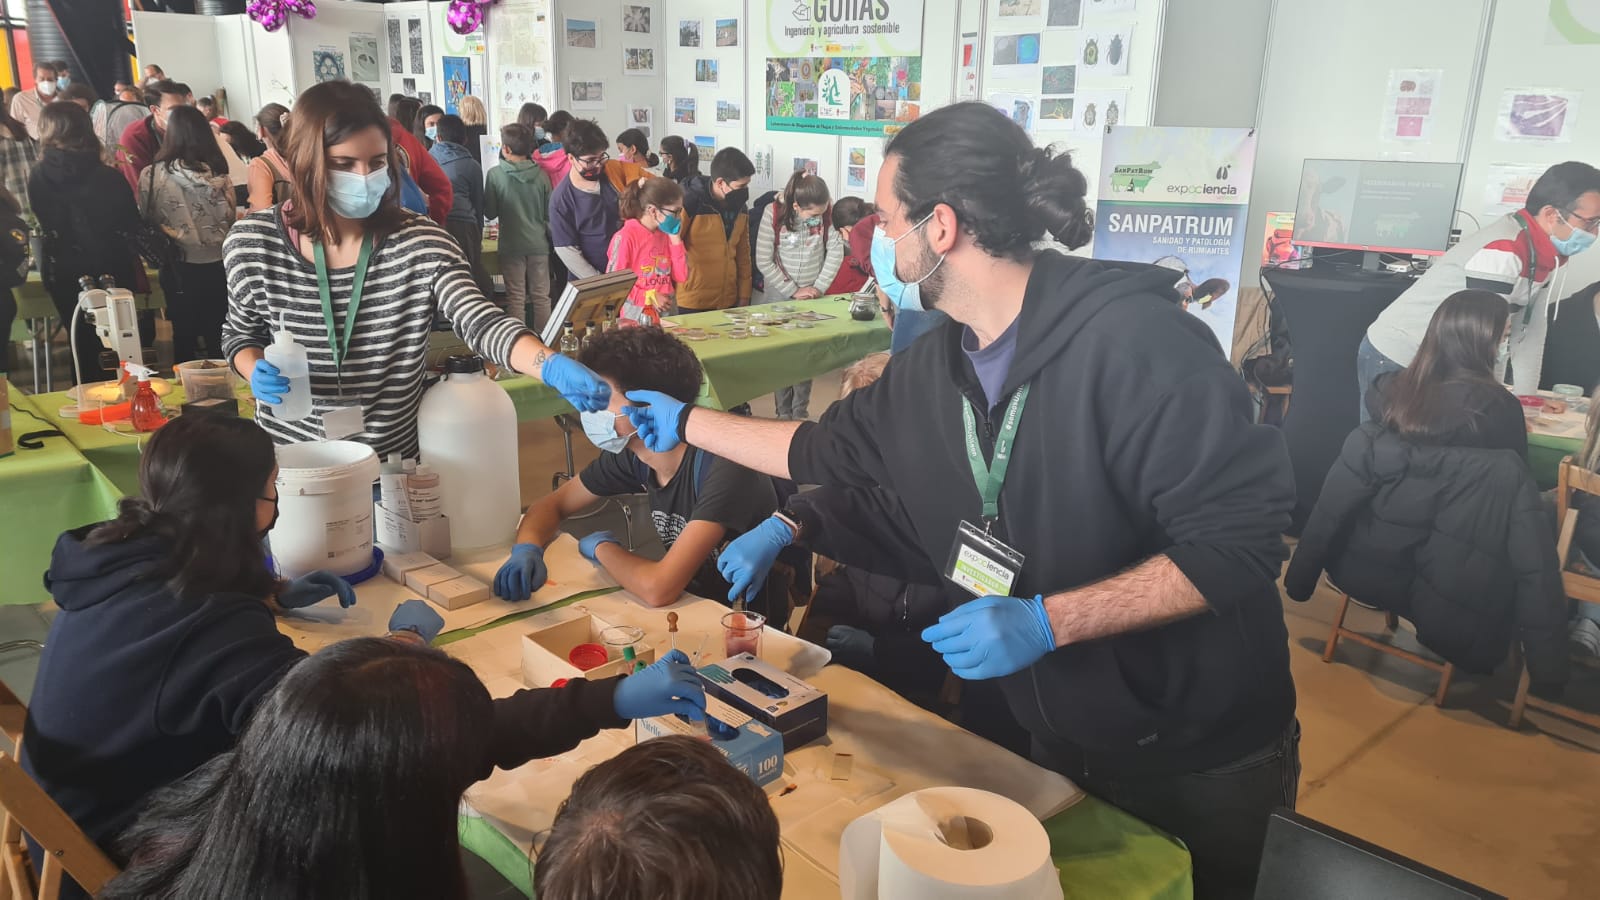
left=608, top=176, right=688, bottom=325
left=756, top=171, right=844, bottom=420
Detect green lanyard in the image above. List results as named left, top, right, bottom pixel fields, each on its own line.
left=960, top=383, right=1030, bottom=531
left=313, top=234, right=375, bottom=371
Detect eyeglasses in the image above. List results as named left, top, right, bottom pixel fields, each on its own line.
left=1564, top=209, right=1600, bottom=234
left=575, top=153, right=609, bottom=167
left=655, top=206, right=683, bottom=217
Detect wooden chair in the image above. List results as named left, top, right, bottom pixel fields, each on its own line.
left=1324, top=590, right=1455, bottom=707
left=1508, top=457, right=1600, bottom=731
left=0, top=752, right=119, bottom=899
left=0, top=682, right=22, bottom=756
left=1256, top=383, right=1293, bottom=424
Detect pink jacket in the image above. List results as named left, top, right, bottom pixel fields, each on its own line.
left=606, top=218, right=689, bottom=312
left=534, top=143, right=571, bottom=187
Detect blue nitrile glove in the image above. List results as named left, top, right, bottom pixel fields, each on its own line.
left=921, top=594, right=1056, bottom=680
left=389, top=598, right=445, bottom=644
left=621, top=390, right=688, bottom=453
left=612, top=649, right=707, bottom=721
left=825, top=624, right=876, bottom=670
left=579, top=530, right=620, bottom=563
left=494, top=543, right=548, bottom=601
left=540, top=353, right=611, bottom=412
left=277, top=571, right=356, bottom=609
left=250, top=358, right=289, bottom=406
left=717, top=516, right=795, bottom=605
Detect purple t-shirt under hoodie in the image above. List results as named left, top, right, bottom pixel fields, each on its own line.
left=548, top=176, right=621, bottom=274
left=962, top=317, right=1021, bottom=410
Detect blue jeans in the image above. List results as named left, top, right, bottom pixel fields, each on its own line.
left=1356, top=335, right=1405, bottom=423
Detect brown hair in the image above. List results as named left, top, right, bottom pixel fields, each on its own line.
left=619, top=175, right=683, bottom=221
left=535, top=736, right=782, bottom=900
left=779, top=170, right=831, bottom=233
left=841, top=352, right=889, bottom=399
left=281, top=81, right=410, bottom=244
left=254, top=102, right=290, bottom=150
left=457, top=95, right=486, bottom=127
left=499, top=123, right=536, bottom=159
left=1381, top=289, right=1509, bottom=440
left=39, top=102, right=100, bottom=156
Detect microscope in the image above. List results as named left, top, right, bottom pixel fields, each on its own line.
left=75, top=275, right=142, bottom=379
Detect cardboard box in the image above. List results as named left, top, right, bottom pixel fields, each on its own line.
left=698, top=654, right=828, bottom=751
left=635, top=714, right=785, bottom=787
left=520, top=614, right=658, bottom=686
left=428, top=575, right=489, bottom=610
left=375, top=502, right=452, bottom=560
left=381, top=550, right=440, bottom=583
left=405, top=563, right=461, bottom=596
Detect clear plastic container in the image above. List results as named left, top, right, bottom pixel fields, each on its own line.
left=263, top=328, right=312, bottom=421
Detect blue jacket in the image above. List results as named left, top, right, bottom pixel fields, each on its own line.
left=429, top=140, right=483, bottom=225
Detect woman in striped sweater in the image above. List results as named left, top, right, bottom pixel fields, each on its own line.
left=223, top=81, right=610, bottom=459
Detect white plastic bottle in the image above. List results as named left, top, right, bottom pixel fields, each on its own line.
left=418, top=356, right=520, bottom=549
left=263, top=325, right=312, bottom=422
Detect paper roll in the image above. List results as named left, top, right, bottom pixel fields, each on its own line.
left=839, top=787, right=1061, bottom=900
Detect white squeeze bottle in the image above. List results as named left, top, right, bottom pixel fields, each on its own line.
left=263, top=318, right=312, bottom=421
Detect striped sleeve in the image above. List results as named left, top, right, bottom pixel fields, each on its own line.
left=1464, top=238, right=1526, bottom=295
left=221, top=218, right=275, bottom=363
left=427, top=223, right=534, bottom=368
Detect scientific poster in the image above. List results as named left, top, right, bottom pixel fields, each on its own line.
left=1496, top=88, right=1581, bottom=142
left=1048, top=0, right=1083, bottom=28
left=695, top=59, right=719, bottom=84
left=717, top=100, right=742, bottom=123
left=991, top=32, right=1042, bottom=77
left=793, top=157, right=819, bottom=176
left=442, top=56, right=471, bottom=114
left=349, top=33, right=379, bottom=83
left=959, top=33, right=979, bottom=101
left=988, top=93, right=1038, bottom=135
left=1380, top=68, right=1441, bottom=143
left=845, top=145, right=868, bottom=190
left=500, top=68, right=545, bottom=116
left=1481, top=163, right=1549, bottom=216
left=569, top=80, right=605, bottom=109
left=623, top=5, right=651, bottom=34
left=679, top=19, right=701, bottom=47
left=1075, top=90, right=1127, bottom=129
left=1038, top=97, right=1075, bottom=129
left=694, top=135, right=716, bottom=158
left=489, top=3, right=552, bottom=130
left=716, top=18, right=739, bottom=47
left=408, top=18, right=424, bottom=73
left=566, top=18, right=597, bottom=49
left=1092, top=126, right=1259, bottom=352
left=673, top=97, right=696, bottom=123
left=765, top=0, right=925, bottom=137
left=629, top=106, right=653, bottom=130
left=313, top=48, right=346, bottom=83
left=1042, top=64, right=1076, bottom=95
left=388, top=20, right=403, bottom=74
left=624, top=47, right=656, bottom=76
left=1078, top=28, right=1131, bottom=76
left=995, top=0, right=1042, bottom=30
left=402, top=77, right=417, bottom=97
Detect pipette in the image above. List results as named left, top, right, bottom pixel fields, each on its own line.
left=667, top=611, right=679, bottom=653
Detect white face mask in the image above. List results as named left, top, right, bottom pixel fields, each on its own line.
left=36, top=80, right=56, bottom=97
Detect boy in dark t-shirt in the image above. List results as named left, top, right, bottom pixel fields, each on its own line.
left=493, top=327, right=781, bottom=614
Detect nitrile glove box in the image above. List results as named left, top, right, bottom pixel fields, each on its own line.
left=635, top=714, right=785, bottom=787
left=698, top=654, right=827, bottom=751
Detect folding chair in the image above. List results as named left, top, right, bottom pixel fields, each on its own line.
left=0, top=753, right=120, bottom=899
left=1509, top=457, right=1600, bottom=731
left=1323, top=588, right=1455, bottom=707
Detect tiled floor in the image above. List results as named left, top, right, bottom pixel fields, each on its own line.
left=4, top=365, right=1598, bottom=897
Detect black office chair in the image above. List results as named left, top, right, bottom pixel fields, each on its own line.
left=1254, top=809, right=1504, bottom=900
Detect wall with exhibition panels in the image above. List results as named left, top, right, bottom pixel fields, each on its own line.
left=550, top=0, right=666, bottom=146
left=659, top=0, right=747, bottom=187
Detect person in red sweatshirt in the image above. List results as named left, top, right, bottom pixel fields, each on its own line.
left=116, top=79, right=190, bottom=193
left=607, top=177, right=688, bottom=324
left=388, top=115, right=453, bottom=226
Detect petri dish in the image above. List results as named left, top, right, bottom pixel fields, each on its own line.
left=748, top=325, right=770, bottom=337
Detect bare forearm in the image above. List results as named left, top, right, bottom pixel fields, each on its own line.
left=593, top=543, right=684, bottom=607
left=514, top=501, right=567, bottom=548
left=508, top=334, right=556, bottom=378
left=231, top=346, right=264, bottom=380
left=684, top=408, right=802, bottom=480
left=1043, top=555, right=1208, bottom=646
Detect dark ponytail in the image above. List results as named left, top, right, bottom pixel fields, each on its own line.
left=661, top=135, right=698, bottom=180
left=885, top=101, right=1091, bottom=259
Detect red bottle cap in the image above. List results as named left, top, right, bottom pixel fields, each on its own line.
left=568, top=643, right=608, bottom=671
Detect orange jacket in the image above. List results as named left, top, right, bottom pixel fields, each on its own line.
left=676, top=174, right=750, bottom=310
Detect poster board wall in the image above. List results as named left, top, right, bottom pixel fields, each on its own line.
left=660, top=0, right=745, bottom=184
left=482, top=0, right=556, bottom=133
left=285, top=0, right=392, bottom=99
left=385, top=2, right=437, bottom=108
left=550, top=0, right=663, bottom=143
left=430, top=2, right=488, bottom=117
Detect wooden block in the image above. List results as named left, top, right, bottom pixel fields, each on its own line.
left=405, top=563, right=460, bottom=595
left=382, top=551, right=440, bottom=583
left=428, top=575, right=490, bottom=610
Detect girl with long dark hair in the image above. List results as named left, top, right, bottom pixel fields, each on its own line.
left=755, top=170, right=843, bottom=420
left=140, top=104, right=235, bottom=362
left=223, top=81, right=611, bottom=458
left=615, top=127, right=658, bottom=169
left=414, top=102, right=444, bottom=149
left=659, top=135, right=698, bottom=182
left=1368, top=288, right=1527, bottom=457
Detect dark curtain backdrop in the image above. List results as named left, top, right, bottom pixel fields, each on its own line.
left=31, top=0, right=134, bottom=98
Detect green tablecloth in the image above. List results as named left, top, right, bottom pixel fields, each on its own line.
left=1529, top=432, right=1582, bottom=490
left=456, top=791, right=1192, bottom=899
left=0, top=382, right=123, bottom=604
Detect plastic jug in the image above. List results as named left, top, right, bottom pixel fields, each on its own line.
left=263, top=324, right=312, bottom=422
left=418, top=355, right=520, bottom=549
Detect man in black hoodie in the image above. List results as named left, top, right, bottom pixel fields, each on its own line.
left=622, top=102, right=1298, bottom=899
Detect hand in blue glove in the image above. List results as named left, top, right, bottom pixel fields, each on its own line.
left=717, top=516, right=795, bottom=605
left=250, top=358, right=289, bottom=406
left=921, top=594, right=1056, bottom=680
left=621, top=390, right=688, bottom=453
left=388, top=598, right=445, bottom=644
left=493, top=543, right=548, bottom=601
left=825, top=624, right=876, bottom=670
left=277, top=571, right=356, bottom=609
left=540, top=353, right=611, bottom=413
left=579, top=530, right=620, bottom=563
left=612, top=649, right=707, bottom=721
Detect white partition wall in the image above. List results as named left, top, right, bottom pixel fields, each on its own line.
left=551, top=0, right=665, bottom=142
left=284, top=0, right=392, bottom=102
left=659, top=0, right=744, bottom=181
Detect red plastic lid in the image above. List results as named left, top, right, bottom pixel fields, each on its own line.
left=551, top=678, right=570, bottom=688
left=568, top=643, right=608, bottom=671
left=1518, top=395, right=1547, bottom=407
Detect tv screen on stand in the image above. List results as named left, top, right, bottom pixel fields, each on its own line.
left=1292, top=158, right=1464, bottom=271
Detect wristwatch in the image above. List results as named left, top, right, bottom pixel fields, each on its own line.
left=773, top=505, right=814, bottom=546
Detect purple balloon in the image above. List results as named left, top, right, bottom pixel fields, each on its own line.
left=447, top=1, right=483, bottom=34
left=299, top=0, right=315, bottom=19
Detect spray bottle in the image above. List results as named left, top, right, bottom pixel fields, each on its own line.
left=125, top=363, right=168, bottom=432
left=263, top=315, right=312, bottom=421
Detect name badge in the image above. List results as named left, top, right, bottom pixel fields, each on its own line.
left=322, top=404, right=365, bottom=440
left=945, top=520, right=1024, bottom=598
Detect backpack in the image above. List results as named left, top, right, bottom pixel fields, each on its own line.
left=394, top=145, right=430, bottom=216
left=133, top=166, right=184, bottom=268
left=748, top=190, right=778, bottom=292
left=0, top=208, right=29, bottom=290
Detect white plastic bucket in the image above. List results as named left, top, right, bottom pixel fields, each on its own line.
left=269, top=440, right=380, bottom=580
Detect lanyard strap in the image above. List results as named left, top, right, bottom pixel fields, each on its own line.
left=961, top=383, right=1030, bottom=528
left=313, top=234, right=375, bottom=369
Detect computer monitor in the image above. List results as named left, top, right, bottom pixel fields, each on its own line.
left=1292, top=158, right=1464, bottom=269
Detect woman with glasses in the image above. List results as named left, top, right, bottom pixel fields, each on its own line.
left=1362, top=161, right=1600, bottom=413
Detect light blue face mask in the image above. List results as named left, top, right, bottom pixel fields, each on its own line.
left=534, top=126, right=547, bottom=141
left=327, top=168, right=390, bottom=219
left=581, top=410, right=631, bottom=454
left=1552, top=215, right=1597, bottom=257
left=425, top=125, right=438, bottom=141
left=870, top=217, right=945, bottom=311
left=56, top=75, right=70, bottom=90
